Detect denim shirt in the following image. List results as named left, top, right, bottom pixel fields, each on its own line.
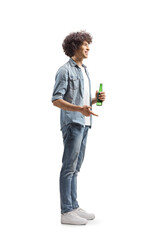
left=51, top=58, right=92, bottom=130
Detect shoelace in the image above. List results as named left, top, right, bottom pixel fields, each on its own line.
left=76, top=208, right=85, bottom=212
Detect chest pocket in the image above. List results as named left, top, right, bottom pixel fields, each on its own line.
left=69, top=76, right=79, bottom=90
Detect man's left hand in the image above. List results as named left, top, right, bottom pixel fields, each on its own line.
left=95, top=91, right=106, bottom=102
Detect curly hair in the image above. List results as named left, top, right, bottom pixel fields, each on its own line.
left=62, top=30, right=93, bottom=57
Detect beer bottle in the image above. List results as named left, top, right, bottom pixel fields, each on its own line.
left=96, top=83, right=103, bottom=106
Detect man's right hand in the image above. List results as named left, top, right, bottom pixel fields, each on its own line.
left=80, top=105, right=98, bottom=117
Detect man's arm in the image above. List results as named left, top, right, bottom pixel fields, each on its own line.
left=92, top=97, right=97, bottom=105
left=92, top=90, right=98, bottom=105
left=53, top=99, right=82, bottom=112
left=53, top=99, right=98, bottom=117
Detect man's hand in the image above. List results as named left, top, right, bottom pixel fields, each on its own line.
left=80, top=105, right=98, bottom=117
left=96, top=91, right=106, bottom=102
left=92, top=90, right=106, bottom=104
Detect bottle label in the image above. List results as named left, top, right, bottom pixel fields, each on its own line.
left=97, top=93, right=102, bottom=102
left=96, top=93, right=102, bottom=106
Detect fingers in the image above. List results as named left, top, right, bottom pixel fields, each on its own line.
left=99, top=92, right=105, bottom=97
left=84, top=105, right=98, bottom=117
left=86, top=105, right=91, bottom=109
left=89, top=109, right=98, bottom=117
left=98, top=92, right=106, bottom=101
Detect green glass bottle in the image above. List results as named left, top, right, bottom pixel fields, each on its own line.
left=96, top=83, right=103, bottom=106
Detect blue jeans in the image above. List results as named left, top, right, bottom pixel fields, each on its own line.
left=60, top=123, right=89, bottom=214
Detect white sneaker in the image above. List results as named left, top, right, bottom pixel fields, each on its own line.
left=61, top=211, right=88, bottom=225
left=73, top=207, right=95, bottom=220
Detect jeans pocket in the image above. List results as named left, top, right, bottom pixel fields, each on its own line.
left=62, top=123, right=71, bottom=140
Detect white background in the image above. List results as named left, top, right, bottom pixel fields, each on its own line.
left=0, top=0, right=160, bottom=239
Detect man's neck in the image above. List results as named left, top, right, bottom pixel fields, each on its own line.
left=71, top=56, right=83, bottom=67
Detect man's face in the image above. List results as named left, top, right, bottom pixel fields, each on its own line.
left=76, top=41, right=90, bottom=59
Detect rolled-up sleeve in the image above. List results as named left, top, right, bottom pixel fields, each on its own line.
left=51, top=67, right=68, bottom=102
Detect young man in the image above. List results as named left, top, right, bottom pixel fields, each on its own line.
left=51, top=31, right=106, bottom=225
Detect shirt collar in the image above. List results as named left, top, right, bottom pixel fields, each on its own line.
left=69, top=58, right=87, bottom=69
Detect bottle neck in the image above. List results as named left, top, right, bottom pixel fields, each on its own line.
left=99, top=83, right=103, bottom=92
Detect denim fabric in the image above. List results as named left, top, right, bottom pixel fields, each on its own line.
left=60, top=123, right=89, bottom=214
left=51, top=58, right=92, bottom=129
